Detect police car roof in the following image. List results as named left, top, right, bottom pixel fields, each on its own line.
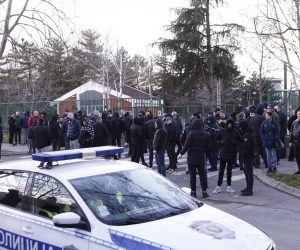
left=1, top=158, right=143, bottom=181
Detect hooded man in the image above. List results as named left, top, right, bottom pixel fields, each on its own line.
left=239, top=120, right=256, bottom=196
left=179, top=119, right=210, bottom=198
left=213, top=119, right=242, bottom=194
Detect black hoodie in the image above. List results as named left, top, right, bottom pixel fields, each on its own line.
left=180, top=119, right=210, bottom=165
left=239, top=120, right=257, bottom=159
left=153, top=118, right=167, bottom=151
left=217, top=119, right=242, bottom=160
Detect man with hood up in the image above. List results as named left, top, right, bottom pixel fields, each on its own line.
left=213, top=119, right=242, bottom=194
left=178, top=119, right=210, bottom=198
left=239, top=120, right=256, bottom=196
left=153, top=118, right=167, bottom=176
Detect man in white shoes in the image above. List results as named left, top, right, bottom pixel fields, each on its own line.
left=212, top=119, right=241, bottom=194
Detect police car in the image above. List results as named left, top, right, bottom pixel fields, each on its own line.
left=0, top=146, right=276, bottom=250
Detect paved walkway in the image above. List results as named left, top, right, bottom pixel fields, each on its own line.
left=1, top=143, right=300, bottom=198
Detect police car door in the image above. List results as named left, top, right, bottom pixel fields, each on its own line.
left=0, top=170, right=29, bottom=250
left=20, top=173, right=89, bottom=250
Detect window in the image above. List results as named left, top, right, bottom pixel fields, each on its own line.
left=71, top=168, right=199, bottom=226
left=30, top=174, right=83, bottom=220
left=0, top=170, right=29, bottom=209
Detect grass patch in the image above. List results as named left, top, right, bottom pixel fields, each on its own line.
left=267, top=173, right=300, bottom=189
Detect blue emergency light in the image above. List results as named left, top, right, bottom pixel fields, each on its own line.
left=32, top=146, right=124, bottom=162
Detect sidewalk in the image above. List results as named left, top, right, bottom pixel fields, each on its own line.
left=254, top=158, right=300, bottom=199
left=1, top=142, right=300, bottom=198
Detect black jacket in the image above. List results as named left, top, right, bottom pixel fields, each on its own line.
left=165, top=122, right=177, bottom=145
left=153, top=119, right=167, bottom=151
left=248, top=114, right=265, bottom=138
left=93, top=122, right=108, bottom=146
left=240, top=121, right=256, bottom=159
left=180, top=119, right=210, bottom=165
left=32, top=124, right=51, bottom=149
left=131, top=117, right=145, bottom=146
left=217, top=120, right=242, bottom=160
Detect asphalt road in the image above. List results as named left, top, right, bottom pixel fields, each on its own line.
left=2, top=152, right=300, bottom=250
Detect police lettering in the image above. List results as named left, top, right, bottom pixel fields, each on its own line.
left=0, top=228, right=61, bottom=250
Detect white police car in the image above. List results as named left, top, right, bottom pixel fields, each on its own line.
left=0, top=146, right=276, bottom=250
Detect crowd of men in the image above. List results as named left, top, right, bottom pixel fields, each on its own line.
left=4, top=102, right=300, bottom=198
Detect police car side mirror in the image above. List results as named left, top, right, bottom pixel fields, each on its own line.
left=53, top=212, right=88, bottom=230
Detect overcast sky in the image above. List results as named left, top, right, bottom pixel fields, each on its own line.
left=66, top=0, right=286, bottom=79
left=70, top=0, right=187, bottom=56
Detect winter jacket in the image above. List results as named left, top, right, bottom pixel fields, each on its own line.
left=165, top=122, right=177, bottom=145
left=153, top=119, right=167, bottom=151
left=290, top=119, right=300, bottom=143
left=32, top=124, right=51, bottom=149
left=248, top=114, right=265, bottom=138
left=180, top=119, right=210, bottom=165
left=15, top=115, right=22, bottom=129
left=239, top=121, right=256, bottom=159
left=217, top=120, right=242, bottom=160
left=21, top=112, right=30, bottom=128
left=79, top=124, right=95, bottom=147
left=260, top=119, right=280, bottom=149
left=131, top=117, right=145, bottom=146
left=111, top=112, right=125, bottom=138
left=145, top=118, right=156, bottom=149
left=93, top=122, right=108, bottom=146
left=66, top=119, right=80, bottom=140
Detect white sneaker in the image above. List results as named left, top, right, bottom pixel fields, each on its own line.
left=212, top=186, right=222, bottom=194
left=227, top=186, right=235, bottom=193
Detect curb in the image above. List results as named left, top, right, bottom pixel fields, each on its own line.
left=254, top=169, right=300, bottom=199
left=2, top=150, right=29, bottom=157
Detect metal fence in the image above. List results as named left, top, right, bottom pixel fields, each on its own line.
left=0, top=99, right=239, bottom=130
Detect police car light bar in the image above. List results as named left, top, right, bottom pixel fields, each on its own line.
left=32, top=146, right=124, bottom=162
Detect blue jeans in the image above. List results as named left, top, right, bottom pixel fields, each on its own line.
left=155, top=150, right=166, bottom=177
left=265, top=147, right=277, bottom=170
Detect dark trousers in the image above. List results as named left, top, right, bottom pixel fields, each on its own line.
left=9, top=128, right=15, bottom=145
left=289, top=145, right=294, bottom=160
left=148, top=146, right=154, bottom=167
left=131, top=143, right=145, bottom=164
left=0, top=143, right=1, bottom=159
left=254, top=136, right=268, bottom=168
left=167, top=143, right=177, bottom=170
left=217, top=159, right=234, bottom=186
left=14, top=128, right=22, bottom=144
left=189, top=163, right=207, bottom=192
left=243, top=158, right=254, bottom=192
left=294, top=141, right=300, bottom=171
left=52, top=138, right=59, bottom=151
left=207, top=148, right=218, bottom=170
left=112, top=136, right=121, bottom=147
left=155, top=150, right=166, bottom=176
left=175, top=135, right=182, bottom=156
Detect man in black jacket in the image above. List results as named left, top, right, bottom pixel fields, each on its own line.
left=145, top=112, right=156, bottom=168
left=32, top=118, right=52, bottom=168
left=239, top=120, right=257, bottom=196
left=248, top=107, right=268, bottom=168
left=179, top=119, right=210, bottom=198
left=153, top=118, right=167, bottom=176
left=213, top=119, right=241, bottom=194
left=165, top=116, right=177, bottom=172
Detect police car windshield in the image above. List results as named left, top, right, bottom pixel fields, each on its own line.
left=70, top=169, right=199, bottom=225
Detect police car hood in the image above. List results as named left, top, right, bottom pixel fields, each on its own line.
left=109, top=203, right=272, bottom=250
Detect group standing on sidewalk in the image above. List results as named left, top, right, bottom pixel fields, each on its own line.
left=2, top=102, right=300, bottom=199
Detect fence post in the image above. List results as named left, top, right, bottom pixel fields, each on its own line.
left=267, top=89, right=272, bottom=104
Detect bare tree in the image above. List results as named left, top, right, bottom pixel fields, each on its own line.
left=253, top=0, right=300, bottom=89
left=0, top=0, right=72, bottom=60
